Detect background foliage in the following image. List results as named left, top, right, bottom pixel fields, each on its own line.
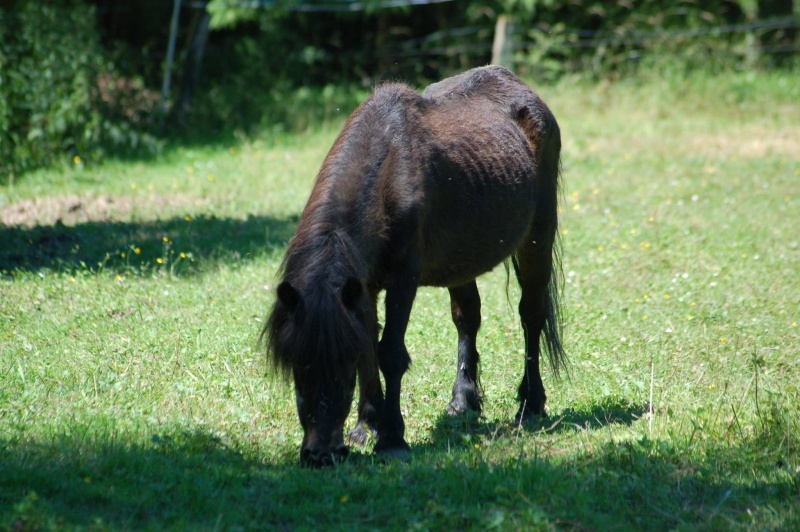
left=0, top=2, right=103, bottom=179
left=0, top=1, right=160, bottom=182
left=0, top=0, right=797, bottom=179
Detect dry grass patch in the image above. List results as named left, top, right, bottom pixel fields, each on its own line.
left=0, top=194, right=206, bottom=228
left=566, top=123, right=800, bottom=161
left=687, top=125, right=800, bottom=159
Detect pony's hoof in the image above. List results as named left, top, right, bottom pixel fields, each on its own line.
left=374, top=439, right=411, bottom=462
left=514, top=404, right=546, bottom=424
left=448, top=384, right=482, bottom=416
left=446, top=402, right=465, bottom=416
left=446, top=398, right=482, bottom=417
left=347, top=423, right=375, bottom=447
left=377, top=447, right=411, bottom=462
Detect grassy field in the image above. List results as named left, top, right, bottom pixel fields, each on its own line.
left=1, top=71, right=799, bottom=529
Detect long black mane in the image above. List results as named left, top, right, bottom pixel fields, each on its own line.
left=262, top=226, right=376, bottom=382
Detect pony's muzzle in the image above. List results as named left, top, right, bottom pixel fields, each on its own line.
left=300, top=443, right=350, bottom=468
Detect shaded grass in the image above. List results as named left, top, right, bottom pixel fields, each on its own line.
left=0, top=212, right=297, bottom=275
left=2, top=412, right=797, bottom=529
left=1, top=70, right=799, bottom=529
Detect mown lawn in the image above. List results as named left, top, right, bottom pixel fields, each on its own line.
left=1, top=71, right=799, bottom=529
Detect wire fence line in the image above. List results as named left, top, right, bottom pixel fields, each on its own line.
left=180, top=0, right=800, bottom=58
left=82, top=1, right=800, bottom=56
left=302, top=16, right=800, bottom=60
left=184, top=0, right=456, bottom=11
left=540, top=16, right=800, bottom=48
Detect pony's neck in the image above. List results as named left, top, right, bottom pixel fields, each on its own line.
left=284, top=221, right=365, bottom=288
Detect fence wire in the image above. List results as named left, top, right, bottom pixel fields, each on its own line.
left=396, top=16, right=800, bottom=58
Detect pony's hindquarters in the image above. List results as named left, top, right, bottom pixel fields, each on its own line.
left=417, top=105, right=539, bottom=288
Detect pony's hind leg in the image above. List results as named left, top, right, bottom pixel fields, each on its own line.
left=446, top=282, right=483, bottom=415
left=513, top=232, right=556, bottom=420
left=513, top=102, right=566, bottom=422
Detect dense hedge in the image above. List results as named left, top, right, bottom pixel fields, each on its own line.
left=0, top=1, right=157, bottom=182
left=515, top=0, right=755, bottom=80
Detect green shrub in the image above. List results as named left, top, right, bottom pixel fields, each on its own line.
left=0, top=1, right=158, bottom=183
left=514, top=0, right=757, bottom=80
left=183, top=25, right=370, bottom=137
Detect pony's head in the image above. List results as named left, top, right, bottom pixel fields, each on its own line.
left=263, top=232, right=377, bottom=467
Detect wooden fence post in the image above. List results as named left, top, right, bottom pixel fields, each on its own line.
left=492, top=14, right=514, bottom=67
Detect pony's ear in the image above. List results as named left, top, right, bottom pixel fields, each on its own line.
left=341, top=277, right=362, bottom=309
left=277, top=281, right=301, bottom=312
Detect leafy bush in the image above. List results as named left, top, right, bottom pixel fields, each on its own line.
left=514, top=0, right=754, bottom=80
left=0, top=1, right=158, bottom=183
left=183, top=19, right=370, bottom=136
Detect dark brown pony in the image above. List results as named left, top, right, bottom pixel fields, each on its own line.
left=263, top=66, right=566, bottom=467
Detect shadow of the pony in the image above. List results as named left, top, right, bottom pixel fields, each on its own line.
left=419, top=397, right=648, bottom=452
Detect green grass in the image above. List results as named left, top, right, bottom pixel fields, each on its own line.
left=2, top=70, right=799, bottom=529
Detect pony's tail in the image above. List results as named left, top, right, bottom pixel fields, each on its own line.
left=541, top=105, right=568, bottom=379
left=511, top=249, right=567, bottom=379
left=543, top=237, right=567, bottom=379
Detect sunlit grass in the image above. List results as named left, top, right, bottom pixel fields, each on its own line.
left=1, top=71, right=799, bottom=529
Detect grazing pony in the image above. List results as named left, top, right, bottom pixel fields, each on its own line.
left=263, top=66, right=566, bottom=467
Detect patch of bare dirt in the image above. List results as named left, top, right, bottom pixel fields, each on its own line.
left=565, top=123, right=799, bottom=163
left=688, top=126, right=800, bottom=159
left=0, top=194, right=204, bottom=228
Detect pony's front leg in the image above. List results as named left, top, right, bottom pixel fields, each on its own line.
left=347, top=358, right=383, bottom=446
left=374, top=276, right=418, bottom=459
left=348, top=286, right=383, bottom=447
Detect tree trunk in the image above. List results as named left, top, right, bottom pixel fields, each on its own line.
left=178, top=7, right=211, bottom=116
